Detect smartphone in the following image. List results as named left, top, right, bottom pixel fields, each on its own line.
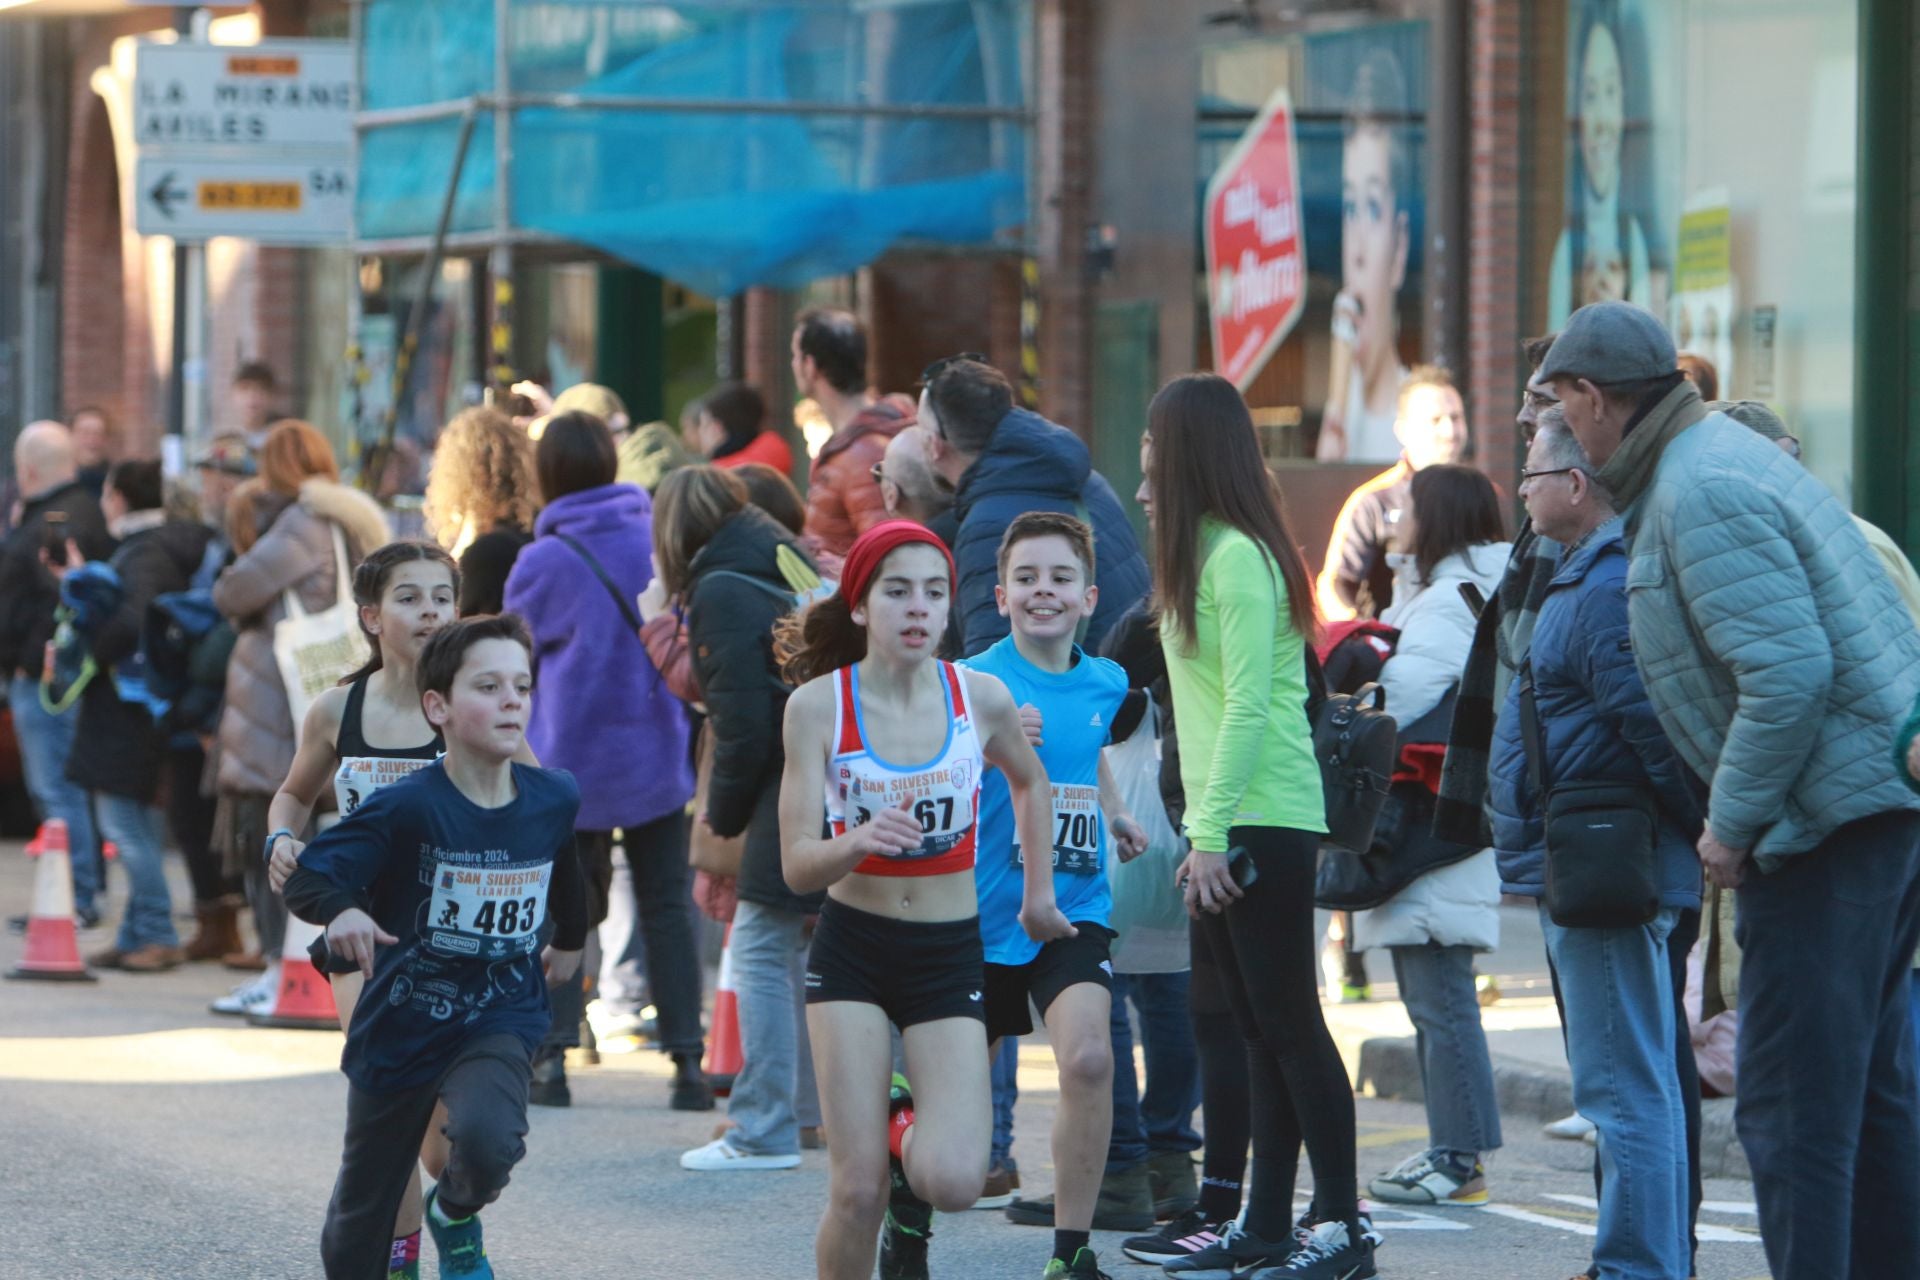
left=1457, top=581, right=1487, bottom=620
left=1227, top=845, right=1259, bottom=890
left=42, top=511, right=68, bottom=568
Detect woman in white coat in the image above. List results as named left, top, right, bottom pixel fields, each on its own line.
left=1353, top=464, right=1510, bottom=1208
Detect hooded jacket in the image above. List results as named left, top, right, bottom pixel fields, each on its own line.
left=951, top=408, right=1151, bottom=657
left=802, top=399, right=912, bottom=559
left=684, top=506, right=824, bottom=915
left=68, top=518, right=216, bottom=800
left=213, top=479, right=391, bottom=797
left=1489, top=518, right=1703, bottom=906
left=504, top=482, right=693, bottom=831
left=0, top=479, right=116, bottom=678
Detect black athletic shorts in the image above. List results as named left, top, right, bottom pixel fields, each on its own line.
left=983, top=923, right=1115, bottom=1041
left=805, top=897, right=987, bottom=1028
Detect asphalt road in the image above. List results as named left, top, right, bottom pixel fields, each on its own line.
left=0, top=856, right=1770, bottom=1279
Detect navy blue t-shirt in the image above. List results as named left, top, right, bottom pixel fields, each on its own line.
left=288, top=761, right=584, bottom=1093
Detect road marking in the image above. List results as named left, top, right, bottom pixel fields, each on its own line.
left=0, top=1027, right=338, bottom=1083
left=1355, top=1123, right=1433, bottom=1149
left=1700, top=1199, right=1758, bottom=1215
left=1537, top=1195, right=1760, bottom=1243
left=1294, top=1198, right=1470, bottom=1232
left=1478, top=1203, right=1597, bottom=1237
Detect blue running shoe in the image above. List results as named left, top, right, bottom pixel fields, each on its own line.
left=424, top=1186, right=495, bottom=1278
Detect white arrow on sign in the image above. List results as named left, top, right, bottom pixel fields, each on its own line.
left=133, top=154, right=353, bottom=245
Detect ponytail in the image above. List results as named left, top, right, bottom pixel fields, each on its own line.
left=775, top=591, right=867, bottom=687
left=339, top=539, right=462, bottom=687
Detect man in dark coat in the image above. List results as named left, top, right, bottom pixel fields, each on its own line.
left=54, top=460, right=214, bottom=970
left=920, top=358, right=1151, bottom=659
left=1, top=421, right=115, bottom=923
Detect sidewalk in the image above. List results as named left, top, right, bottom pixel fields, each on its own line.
left=1321, top=902, right=1749, bottom=1180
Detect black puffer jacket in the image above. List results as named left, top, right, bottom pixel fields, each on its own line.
left=67, top=518, right=216, bottom=800
left=0, top=480, right=115, bottom=679
left=685, top=506, right=824, bottom=915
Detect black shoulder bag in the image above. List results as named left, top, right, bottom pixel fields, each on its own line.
left=1517, top=662, right=1661, bottom=928
left=1305, top=646, right=1397, bottom=855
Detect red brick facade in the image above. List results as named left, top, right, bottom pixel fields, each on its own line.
left=1466, top=0, right=1526, bottom=486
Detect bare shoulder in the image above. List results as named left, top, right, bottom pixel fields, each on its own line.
left=306, top=685, right=350, bottom=734
left=783, top=673, right=837, bottom=737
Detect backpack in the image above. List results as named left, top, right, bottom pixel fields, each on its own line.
left=142, top=588, right=236, bottom=735
left=1304, top=643, right=1397, bottom=856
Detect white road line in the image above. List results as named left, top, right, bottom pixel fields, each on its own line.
left=1535, top=1195, right=1759, bottom=1243
left=1700, top=1199, right=1758, bottom=1215
left=1294, top=1199, right=1472, bottom=1232
left=1479, top=1204, right=1596, bottom=1237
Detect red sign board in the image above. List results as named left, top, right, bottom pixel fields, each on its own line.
left=1204, top=89, right=1307, bottom=391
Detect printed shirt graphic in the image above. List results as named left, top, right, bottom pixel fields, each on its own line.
left=825, top=662, right=985, bottom=877
left=963, top=636, right=1129, bottom=965
left=294, top=762, right=581, bottom=1092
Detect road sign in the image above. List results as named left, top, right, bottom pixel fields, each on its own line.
left=134, top=40, right=353, bottom=151
left=134, top=155, right=353, bottom=245
left=1203, top=88, right=1307, bottom=392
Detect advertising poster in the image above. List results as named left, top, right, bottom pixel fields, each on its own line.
left=1671, top=190, right=1734, bottom=392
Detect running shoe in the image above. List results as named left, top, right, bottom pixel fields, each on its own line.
left=1043, top=1246, right=1114, bottom=1279
left=1366, top=1149, right=1488, bottom=1206
left=1160, top=1221, right=1296, bottom=1277
left=879, top=1073, right=933, bottom=1280
left=679, top=1136, right=802, bottom=1171
left=1543, top=1112, right=1595, bottom=1141
left=209, top=964, right=280, bottom=1016
left=1248, top=1219, right=1375, bottom=1280
left=423, top=1187, right=494, bottom=1278
left=1122, top=1209, right=1229, bottom=1264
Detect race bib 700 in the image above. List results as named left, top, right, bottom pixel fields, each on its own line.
left=1010, top=783, right=1102, bottom=875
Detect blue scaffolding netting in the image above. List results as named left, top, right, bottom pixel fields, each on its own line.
left=358, top=0, right=1030, bottom=296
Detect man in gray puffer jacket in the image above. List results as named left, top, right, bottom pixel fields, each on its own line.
left=1539, top=301, right=1920, bottom=1280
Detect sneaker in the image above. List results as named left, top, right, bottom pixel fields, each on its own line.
left=879, top=1074, right=933, bottom=1280
left=210, top=964, right=280, bottom=1016
left=76, top=904, right=103, bottom=931
left=1148, top=1149, right=1200, bottom=1219
left=423, top=1186, right=494, bottom=1278
left=679, top=1136, right=802, bottom=1171
left=1367, top=1149, right=1488, bottom=1206
left=1543, top=1112, right=1595, bottom=1141
left=1121, top=1209, right=1229, bottom=1264
left=1043, top=1246, right=1114, bottom=1279
left=974, top=1159, right=1020, bottom=1209
left=1160, top=1222, right=1296, bottom=1277
left=1248, top=1219, right=1374, bottom=1279
left=528, top=1052, right=571, bottom=1108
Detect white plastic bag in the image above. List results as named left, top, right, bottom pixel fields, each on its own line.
left=1104, top=693, right=1190, bottom=974
left=272, top=524, right=370, bottom=726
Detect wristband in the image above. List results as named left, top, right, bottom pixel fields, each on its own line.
left=263, top=827, right=297, bottom=863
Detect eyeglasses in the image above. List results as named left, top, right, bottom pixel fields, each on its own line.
left=919, top=352, right=990, bottom=387
left=1519, top=466, right=1582, bottom=483
left=1523, top=389, right=1558, bottom=411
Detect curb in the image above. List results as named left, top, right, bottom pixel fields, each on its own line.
left=1356, top=1035, right=1750, bottom=1181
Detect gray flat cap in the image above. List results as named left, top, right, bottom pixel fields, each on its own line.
left=1710, top=399, right=1790, bottom=442
left=1536, top=301, right=1678, bottom=385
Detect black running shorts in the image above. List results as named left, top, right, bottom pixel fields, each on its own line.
left=804, top=896, right=987, bottom=1028
left=982, top=923, right=1115, bottom=1041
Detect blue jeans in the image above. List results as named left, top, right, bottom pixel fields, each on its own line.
left=1111, top=970, right=1202, bottom=1172
left=991, top=1035, right=1019, bottom=1168
left=1540, top=904, right=1688, bottom=1280
left=1390, top=943, right=1502, bottom=1155
left=96, top=794, right=176, bottom=950
left=726, top=899, right=821, bottom=1155
left=9, top=673, right=102, bottom=913
left=1735, top=810, right=1920, bottom=1280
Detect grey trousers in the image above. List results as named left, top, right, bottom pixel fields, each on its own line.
left=1390, top=942, right=1503, bottom=1155
left=320, top=1034, right=532, bottom=1280
left=726, top=898, right=822, bottom=1154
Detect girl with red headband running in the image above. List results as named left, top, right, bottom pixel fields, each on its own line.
left=778, top=521, right=1066, bottom=1280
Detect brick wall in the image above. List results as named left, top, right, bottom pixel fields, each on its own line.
left=1466, top=0, right=1525, bottom=487
left=1033, top=0, right=1094, bottom=439
left=59, top=90, right=131, bottom=443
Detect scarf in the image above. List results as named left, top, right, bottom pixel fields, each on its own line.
left=1594, top=378, right=1707, bottom=515
left=1433, top=520, right=1563, bottom=846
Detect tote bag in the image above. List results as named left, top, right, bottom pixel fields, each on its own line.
left=1105, top=694, right=1190, bottom=974
left=272, top=525, right=369, bottom=727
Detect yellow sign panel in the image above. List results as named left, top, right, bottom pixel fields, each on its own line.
left=197, top=181, right=303, bottom=212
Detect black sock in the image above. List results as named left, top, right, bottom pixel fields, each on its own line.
left=1197, top=1175, right=1242, bottom=1225
left=1053, top=1229, right=1089, bottom=1263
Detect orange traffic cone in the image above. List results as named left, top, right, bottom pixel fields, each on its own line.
left=705, top=923, right=743, bottom=1096
left=245, top=914, right=339, bottom=1030
left=7, top=819, right=95, bottom=982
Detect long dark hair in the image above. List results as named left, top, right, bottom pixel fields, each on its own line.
left=775, top=592, right=866, bottom=687
left=1146, top=373, right=1315, bottom=648
left=1408, top=465, right=1505, bottom=586
left=340, top=540, right=461, bottom=686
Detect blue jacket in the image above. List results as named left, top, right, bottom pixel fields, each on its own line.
left=1489, top=518, right=1703, bottom=907
left=951, top=408, right=1151, bottom=657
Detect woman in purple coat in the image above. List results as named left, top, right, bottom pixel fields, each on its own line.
left=504, top=411, right=708, bottom=1110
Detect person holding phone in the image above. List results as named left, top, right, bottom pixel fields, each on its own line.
left=1144, top=375, right=1373, bottom=1280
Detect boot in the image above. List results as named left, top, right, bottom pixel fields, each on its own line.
left=1005, top=1161, right=1155, bottom=1232
left=183, top=897, right=244, bottom=963
left=1147, top=1149, right=1200, bottom=1219
left=529, top=1050, right=571, bottom=1108
left=671, top=1052, right=716, bottom=1112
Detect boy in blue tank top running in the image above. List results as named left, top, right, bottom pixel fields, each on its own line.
left=962, top=513, right=1150, bottom=1280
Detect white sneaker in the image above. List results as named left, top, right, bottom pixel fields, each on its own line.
left=1543, top=1112, right=1596, bottom=1141
left=679, top=1136, right=802, bottom=1172
left=210, top=964, right=281, bottom=1016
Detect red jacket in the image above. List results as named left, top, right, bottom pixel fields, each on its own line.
left=802, top=398, right=913, bottom=559
left=714, top=430, right=795, bottom=475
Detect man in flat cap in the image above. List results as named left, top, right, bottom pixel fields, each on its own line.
left=1538, top=301, right=1920, bottom=1277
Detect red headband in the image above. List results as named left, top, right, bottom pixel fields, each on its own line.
left=839, top=520, right=955, bottom=609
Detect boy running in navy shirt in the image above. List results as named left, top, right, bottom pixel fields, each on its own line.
left=964, top=513, right=1149, bottom=1280
left=285, top=615, right=587, bottom=1280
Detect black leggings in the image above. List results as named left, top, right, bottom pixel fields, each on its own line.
left=165, top=744, right=238, bottom=904
left=1190, top=924, right=1250, bottom=1221
left=1195, top=826, right=1358, bottom=1234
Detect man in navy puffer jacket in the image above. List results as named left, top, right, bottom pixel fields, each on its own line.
left=921, top=357, right=1150, bottom=659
